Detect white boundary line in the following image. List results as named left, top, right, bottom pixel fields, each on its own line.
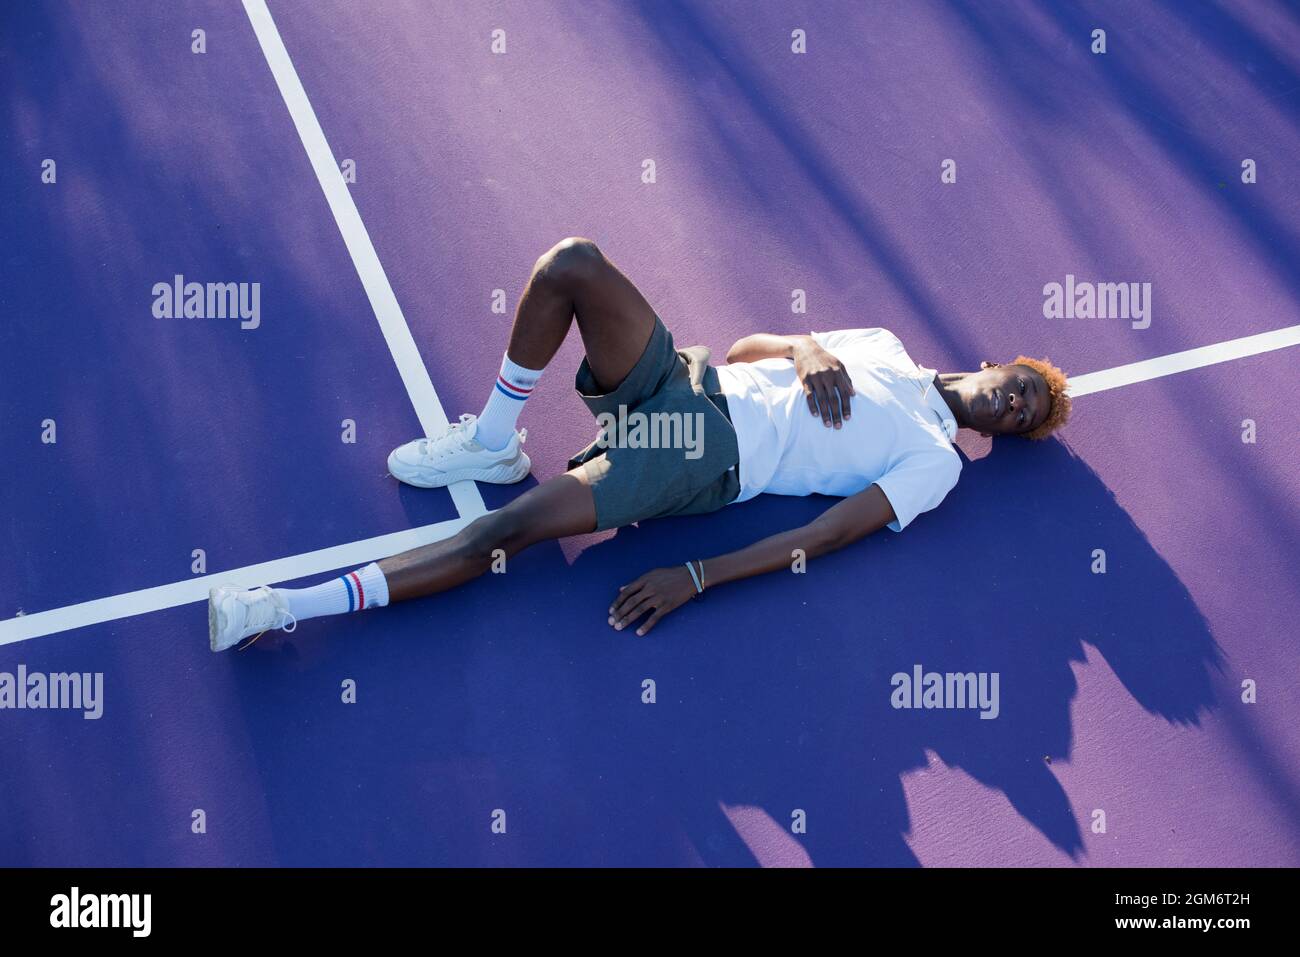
left=1, top=0, right=495, bottom=649
left=0, top=517, right=474, bottom=647
left=241, top=0, right=485, bottom=522
left=1067, top=324, right=1300, bottom=397
left=4, top=321, right=1296, bottom=648
left=3, top=4, right=1297, bottom=650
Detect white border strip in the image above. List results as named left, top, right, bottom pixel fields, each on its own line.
left=1067, top=324, right=1300, bottom=397
left=0, top=1, right=489, bottom=649
left=241, top=0, right=484, bottom=520
left=0, top=516, right=473, bottom=647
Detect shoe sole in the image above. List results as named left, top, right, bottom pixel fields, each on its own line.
left=208, top=596, right=220, bottom=652
left=391, top=453, right=531, bottom=489
left=209, top=587, right=237, bottom=653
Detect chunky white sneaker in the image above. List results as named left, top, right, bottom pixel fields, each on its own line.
left=387, top=413, right=530, bottom=489
left=209, top=585, right=296, bottom=653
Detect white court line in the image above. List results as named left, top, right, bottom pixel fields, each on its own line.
left=3, top=321, right=1296, bottom=648
left=0, top=516, right=473, bottom=648
left=0, top=1, right=489, bottom=649
left=4, top=3, right=1298, bottom=649
left=1067, top=324, right=1300, bottom=397
left=242, top=0, right=485, bottom=522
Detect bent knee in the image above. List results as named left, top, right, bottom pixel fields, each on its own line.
left=533, top=236, right=604, bottom=288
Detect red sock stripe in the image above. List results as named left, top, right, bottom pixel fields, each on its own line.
left=497, top=374, right=533, bottom=396
left=348, top=571, right=366, bottom=610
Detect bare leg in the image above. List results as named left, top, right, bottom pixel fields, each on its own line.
left=379, top=237, right=660, bottom=602
left=380, top=466, right=597, bottom=602
left=505, top=236, right=659, bottom=392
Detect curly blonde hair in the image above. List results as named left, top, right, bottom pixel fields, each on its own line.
left=1011, top=356, right=1071, bottom=440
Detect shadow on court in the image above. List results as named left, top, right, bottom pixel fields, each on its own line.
left=1, top=1, right=461, bottom=613
left=227, top=437, right=1221, bottom=865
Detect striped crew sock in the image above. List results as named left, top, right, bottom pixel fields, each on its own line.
left=476, top=353, right=543, bottom=451
left=274, top=562, right=390, bottom=623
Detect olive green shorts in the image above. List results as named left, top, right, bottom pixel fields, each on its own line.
left=566, top=316, right=741, bottom=532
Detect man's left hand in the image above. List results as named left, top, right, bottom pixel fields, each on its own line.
left=608, top=566, right=698, bottom=636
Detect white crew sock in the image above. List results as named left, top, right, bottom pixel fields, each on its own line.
left=476, top=353, right=543, bottom=451
left=274, top=562, right=390, bottom=623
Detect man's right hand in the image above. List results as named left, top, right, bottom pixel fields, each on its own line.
left=792, top=337, right=855, bottom=428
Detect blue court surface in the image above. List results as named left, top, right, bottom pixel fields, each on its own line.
left=2, top=1, right=1298, bottom=866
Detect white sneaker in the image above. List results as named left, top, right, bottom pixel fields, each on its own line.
left=387, top=413, right=530, bottom=489
left=209, top=585, right=297, bottom=653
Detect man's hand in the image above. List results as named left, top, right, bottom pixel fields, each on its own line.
left=792, top=338, right=855, bottom=428
left=608, top=566, right=698, bottom=636
left=607, top=487, right=897, bottom=635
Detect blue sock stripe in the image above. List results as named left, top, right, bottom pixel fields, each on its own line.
left=340, top=574, right=356, bottom=612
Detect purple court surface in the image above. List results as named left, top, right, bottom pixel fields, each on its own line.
left=2, top=1, right=1297, bottom=867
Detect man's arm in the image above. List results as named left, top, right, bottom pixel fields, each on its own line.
left=608, top=484, right=896, bottom=635
left=726, top=332, right=817, bottom=363
left=726, top=333, right=856, bottom=429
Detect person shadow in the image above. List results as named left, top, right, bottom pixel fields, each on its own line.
left=552, top=435, right=1221, bottom=865
left=227, top=436, right=1220, bottom=866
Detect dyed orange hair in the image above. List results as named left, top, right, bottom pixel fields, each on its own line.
left=1011, top=356, right=1071, bottom=440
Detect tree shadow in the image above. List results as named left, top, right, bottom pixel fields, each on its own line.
left=4, top=0, right=1275, bottom=868
left=0, top=0, right=462, bottom=865
left=620, top=0, right=967, bottom=364
left=943, top=0, right=1300, bottom=557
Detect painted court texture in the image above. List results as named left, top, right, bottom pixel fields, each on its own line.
left=1, top=1, right=1297, bottom=866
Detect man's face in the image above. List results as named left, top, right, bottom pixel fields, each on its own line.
left=963, top=363, right=1050, bottom=436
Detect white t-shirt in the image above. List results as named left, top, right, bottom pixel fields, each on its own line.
left=715, top=328, right=961, bottom=531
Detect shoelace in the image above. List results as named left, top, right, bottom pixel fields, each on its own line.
left=236, top=587, right=297, bottom=652
left=418, top=414, right=525, bottom=464
left=417, top=413, right=477, bottom=462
